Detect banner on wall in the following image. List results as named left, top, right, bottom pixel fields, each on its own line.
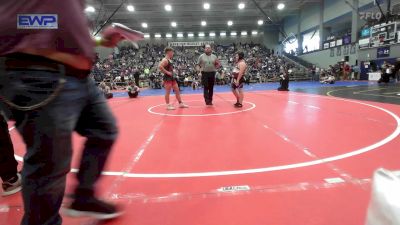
left=342, top=35, right=351, bottom=45
left=168, top=41, right=214, bottom=47
left=377, top=46, right=390, bottom=58
left=359, top=38, right=370, bottom=49
left=336, top=39, right=343, bottom=46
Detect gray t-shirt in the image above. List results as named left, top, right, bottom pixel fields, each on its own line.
left=197, top=53, right=218, bottom=72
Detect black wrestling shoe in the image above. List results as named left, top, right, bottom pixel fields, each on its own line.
left=234, top=103, right=242, bottom=108
left=63, top=197, right=123, bottom=220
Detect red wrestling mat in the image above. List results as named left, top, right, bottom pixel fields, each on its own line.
left=2, top=90, right=400, bottom=225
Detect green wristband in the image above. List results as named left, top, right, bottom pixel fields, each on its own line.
left=95, top=38, right=102, bottom=47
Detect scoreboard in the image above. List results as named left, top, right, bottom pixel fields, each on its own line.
left=370, top=22, right=397, bottom=47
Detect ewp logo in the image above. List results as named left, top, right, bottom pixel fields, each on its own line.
left=17, top=14, right=58, bottom=29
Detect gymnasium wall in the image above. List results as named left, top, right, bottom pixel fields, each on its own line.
left=283, top=16, right=298, bottom=35
left=323, top=0, right=352, bottom=23
left=300, top=4, right=320, bottom=32
left=280, top=0, right=400, bottom=68
left=283, top=0, right=375, bottom=37
left=299, top=44, right=359, bottom=68
left=263, top=26, right=280, bottom=52
left=358, top=44, right=400, bottom=62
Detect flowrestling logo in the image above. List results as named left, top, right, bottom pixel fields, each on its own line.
left=17, top=14, right=58, bottom=29
left=359, top=12, right=383, bottom=20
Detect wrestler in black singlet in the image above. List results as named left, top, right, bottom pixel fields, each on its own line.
left=231, top=61, right=245, bottom=89
left=163, top=59, right=176, bottom=82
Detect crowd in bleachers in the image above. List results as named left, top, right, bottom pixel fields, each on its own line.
left=91, top=43, right=304, bottom=90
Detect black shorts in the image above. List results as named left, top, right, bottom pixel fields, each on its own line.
left=231, top=78, right=244, bottom=89
left=105, top=93, right=113, bottom=99
left=163, top=75, right=176, bottom=82
left=128, top=91, right=138, bottom=98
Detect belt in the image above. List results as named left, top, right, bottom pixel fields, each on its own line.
left=0, top=53, right=83, bottom=111
left=2, top=53, right=90, bottom=79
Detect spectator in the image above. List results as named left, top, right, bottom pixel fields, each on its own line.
left=127, top=82, right=140, bottom=98
left=320, top=72, right=336, bottom=84
left=91, top=43, right=304, bottom=90
left=278, top=69, right=290, bottom=91
left=343, top=62, right=351, bottom=80
left=134, top=68, right=141, bottom=87
left=0, top=112, right=21, bottom=197
left=99, top=82, right=114, bottom=99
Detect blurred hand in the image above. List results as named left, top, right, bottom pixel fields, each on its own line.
left=101, top=32, right=124, bottom=48
left=214, top=60, right=221, bottom=68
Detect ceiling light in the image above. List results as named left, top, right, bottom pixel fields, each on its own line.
left=85, top=6, right=95, bottom=13
left=258, top=20, right=264, bottom=25
left=141, top=23, right=148, bottom=28
left=220, top=32, right=226, bottom=36
left=127, top=5, right=135, bottom=12
left=203, top=3, right=210, bottom=10
left=231, top=31, right=237, bottom=36
left=165, top=4, right=172, bottom=11
left=201, top=21, right=207, bottom=26
left=238, top=3, right=245, bottom=9
left=209, top=32, right=216, bottom=37
left=155, top=34, right=161, bottom=38
left=277, top=3, right=285, bottom=10
left=144, top=34, right=150, bottom=38
left=199, top=32, right=205, bottom=37
left=252, top=31, right=258, bottom=35
left=171, top=22, right=177, bottom=27
left=188, top=33, right=194, bottom=37
left=227, top=21, right=233, bottom=26
left=177, top=33, right=184, bottom=38
left=241, top=31, right=248, bottom=36
left=166, top=33, right=172, bottom=38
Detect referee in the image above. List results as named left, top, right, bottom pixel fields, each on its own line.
left=196, top=45, right=220, bottom=106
